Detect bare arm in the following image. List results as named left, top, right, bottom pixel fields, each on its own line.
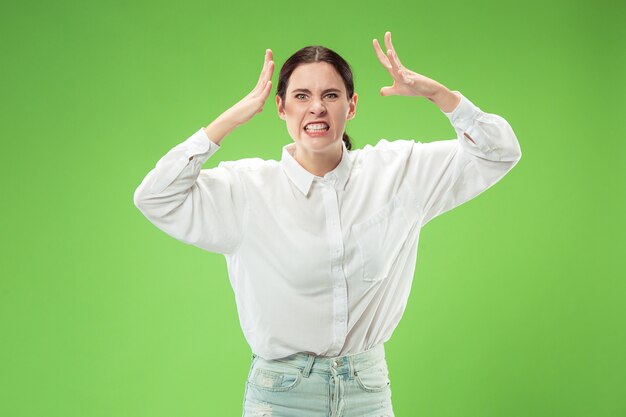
left=203, top=49, right=275, bottom=145
left=372, top=31, right=461, bottom=113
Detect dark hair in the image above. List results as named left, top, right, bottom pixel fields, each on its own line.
left=276, top=45, right=355, bottom=150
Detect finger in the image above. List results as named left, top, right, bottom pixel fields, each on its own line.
left=256, top=80, right=273, bottom=113
left=253, top=62, right=273, bottom=98
left=254, top=58, right=273, bottom=94
left=265, top=49, right=273, bottom=67
left=385, top=32, right=393, bottom=49
left=260, top=80, right=272, bottom=103
left=372, top=38, right=391, bottom=70
left=257, top=50, right=271, bottom=81
left=387, top=48, right=401, bottom=78
left=265, top=49, right=275, bottom=83
left=380, top=84, right=398, bottom=96
left=384, top=32, right=394, bottom=56
left=254, top=50, right=273, bottom=90
left=254, top=57, right=268, bottom=91
left=384, top=32, right=404, bottom=69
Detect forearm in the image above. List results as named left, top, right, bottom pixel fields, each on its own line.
left=426, top=85, right=461, bottom=113
left=203, top=114, right=240, bottom=146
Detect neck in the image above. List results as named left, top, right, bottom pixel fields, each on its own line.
left=293, top=142, right=343, bottom=177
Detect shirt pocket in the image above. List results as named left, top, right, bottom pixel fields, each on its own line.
left=352, top=182, right=417, bottom=282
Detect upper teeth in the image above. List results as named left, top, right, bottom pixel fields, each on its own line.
left=305, top=123, right=329, bottom=131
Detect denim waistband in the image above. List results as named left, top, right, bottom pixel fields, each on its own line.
left=252, top=344, right=386, bottom=378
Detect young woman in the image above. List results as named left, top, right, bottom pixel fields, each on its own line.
left=134, top=31, right=522, bottom=417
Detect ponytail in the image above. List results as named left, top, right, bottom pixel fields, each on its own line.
left=342, top=131, right=353, bottom=150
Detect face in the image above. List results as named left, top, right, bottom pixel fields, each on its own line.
left=276, top=62, right=357, bottom=155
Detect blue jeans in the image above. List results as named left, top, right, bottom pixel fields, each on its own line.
left=242, top=343, right=395, bottom=417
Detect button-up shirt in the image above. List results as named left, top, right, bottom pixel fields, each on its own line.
left=133, top=91, right=522, bottom=360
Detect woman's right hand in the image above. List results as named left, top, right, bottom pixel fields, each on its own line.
left=204, top=49, right=274, bottom=145
left=220, top=49, right=275, bottom=127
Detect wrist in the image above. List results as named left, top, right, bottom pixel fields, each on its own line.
left=425, top=83, right=449, bottom=100
left=428, top=86, right=460, bottom=113
left=204, top=115, right=239, bottom=145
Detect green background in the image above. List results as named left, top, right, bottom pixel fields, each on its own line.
left=2, top=0, right=624, bottom=416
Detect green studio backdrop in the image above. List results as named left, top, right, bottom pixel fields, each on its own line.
left=1, top=0, right=624, bottom=416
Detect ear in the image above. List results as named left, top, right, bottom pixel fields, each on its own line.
left=276, top=95, right=285, bottom=120
left=347, top=92, right=358, bottom=120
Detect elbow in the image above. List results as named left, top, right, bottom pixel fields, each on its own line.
left=464, top=114, right=522, bottom=163
left=496, top=117, right=522, bottom=163
left=510, top=130, right=522, bottom=163
left=133, top=183, right=148, bottom=211
left=510, top=138, right=522, bottom=163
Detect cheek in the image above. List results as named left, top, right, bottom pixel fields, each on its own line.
left=286, top=119, right=302, bottom=136
left=332, top=104, right=349, bottom=118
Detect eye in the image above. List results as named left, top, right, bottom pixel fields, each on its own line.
left=326, top=93, right=338, bottom=99
left=295, top=93, right=307, bottom=100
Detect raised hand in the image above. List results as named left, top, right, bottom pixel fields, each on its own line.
left=203, top=49, right=275, bottom=144
left=221, top=49, right=275, bottom=126
left=372, top=32, right=444, bottom=99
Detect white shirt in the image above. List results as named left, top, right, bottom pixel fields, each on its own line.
left=133, top=91, right=522, bottom=360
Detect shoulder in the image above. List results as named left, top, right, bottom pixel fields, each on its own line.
left=217, top=154, right=280, bottom=169
left=216, top=156, right=281, bottom=178
left=358, top=138, right=416, bottom=154
left=354, top=138, right=416, bottom=165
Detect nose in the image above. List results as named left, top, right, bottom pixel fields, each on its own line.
left=309, top=97, right=327, bottom=115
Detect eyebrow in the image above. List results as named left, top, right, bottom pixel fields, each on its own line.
left=291, top=88, right=342, bottom=94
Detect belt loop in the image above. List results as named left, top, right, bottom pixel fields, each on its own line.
left=348, top=355, right=357, bottom=379
left=302, top=353, right=315, bottom=378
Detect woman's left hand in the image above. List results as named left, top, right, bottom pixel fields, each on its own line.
left=373, top=32, right=445, bottom=99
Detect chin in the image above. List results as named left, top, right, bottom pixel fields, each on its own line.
left=298, top=136, right=340, bottom=152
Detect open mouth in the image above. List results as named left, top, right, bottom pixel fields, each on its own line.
left=303, top=122, right=330, bottom=133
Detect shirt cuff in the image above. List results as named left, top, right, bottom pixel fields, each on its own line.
left=441, top=91, right=481, bottom=123
left=182, top=127, right=220, bottom=161
left=441, top=91, right=499, bottom=157
left=148, top=128, right=220, bottom=194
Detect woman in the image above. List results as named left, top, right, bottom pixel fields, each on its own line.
left=133, top=32, right=522, bottom=417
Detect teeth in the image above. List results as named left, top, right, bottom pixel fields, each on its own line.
left=305, top=123, right=329, bottom=131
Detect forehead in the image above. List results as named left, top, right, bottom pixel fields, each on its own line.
left=287, top=62, right=345, bottom=92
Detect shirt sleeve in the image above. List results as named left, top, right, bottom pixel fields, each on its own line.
left=404, top=91, right=522, bottom=227
left=133, top=128, right=248, bottom=255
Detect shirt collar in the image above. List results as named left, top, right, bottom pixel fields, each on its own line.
left=280, top=140, right=354, bottom=196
